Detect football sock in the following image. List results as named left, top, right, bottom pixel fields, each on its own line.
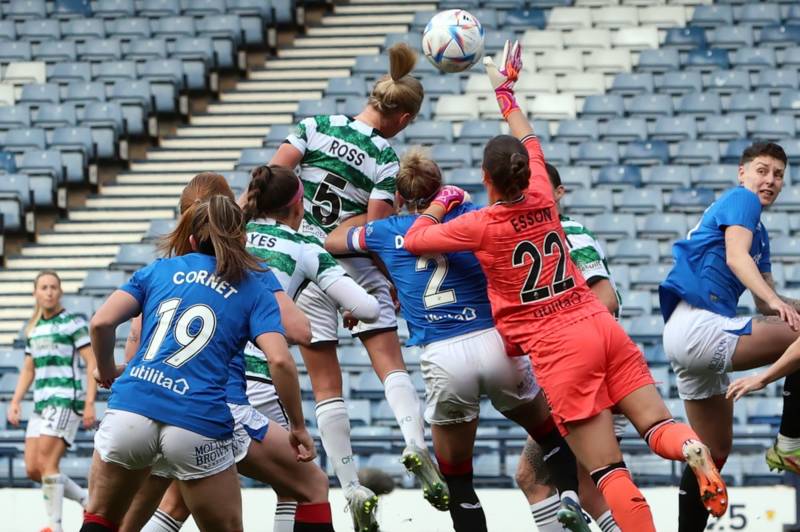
left=383, top=370, right=425, bottom=448
left=274, top=500, right=297, bottom=532
left=437, top=457, right=487, bottom=532
left=596, top=509, right=621, bottom=532
left=81, top=512, right=118, bottom=532
left=141, top=509, right=184, bottom=532
left=61, top=473, right=88, bottom=507
left=294, top=502, right=334, bottom=532
left=43, top=474, right=64, bottom=532
left=780, top=372, right=800, bottom=440
left=644, top=419, right=698, bottom=461
left=531, top=416, right=580, bottom=495
left=529, top=493, right=563, bottom=532
left=315, top=398, right=360, bottom=497
left=678, top=464, right=712, bottom=532
left=777, top=433, right=800, bottom=452
left=592, top=463, right=655, bottom=532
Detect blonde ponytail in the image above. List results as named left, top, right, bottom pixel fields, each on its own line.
left=368, top=43, right=424, bottom=117
left=397, top=146, right=442, bottom=210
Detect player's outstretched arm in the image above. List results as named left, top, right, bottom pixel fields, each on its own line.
left=484, top=40, right=533, bottom=140
left=728, top=335, right=800, bottom=400
left=90, top=290, right=141, bottom=386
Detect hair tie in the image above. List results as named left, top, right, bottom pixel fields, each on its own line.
left=285, top=176, right=304, bottom=208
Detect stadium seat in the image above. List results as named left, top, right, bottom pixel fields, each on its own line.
left=0, top=151, right=18, bottom=174
left=536, top=50, right=583, bottom=74
left=556, top=73, right=606, bottom=96
left=53, top=0, right=92, bottom=18
left=639, top=213, right=689, bottom=241
left=609, top=73, right=654, bottom=96
left=584, top=50, right=632, bottom=74
left=637, top=49, right=680, bottom=73
left=646, top=344, right=670, bottom=367
left=597, top=165, right=642, bottom=190
left=447, top=168, right=483, bottom=192
left=684, top=48, right=730, bottom=71
left=762, top=212, right=791, bottom=237
left=652, top=116, right=697, bottom=142
left=731, top=48, right=777, bottom=71
left=663, top=27, right=707, bottom=51
left=2, top=128, right=46, bottom=153
left=19, top=20, right=62, bottom=43
left=435, top=95, right=479, bottom=121
left=674, top=140, right=720, bottom=166
left=528, top=94, right=576, bottom=120
left=774, top=186, right=800, bottom=211
left=574, top=142, right=619, bottom=167
left=61, top=18, right=106, bottom=41
left=783, top=47, right=800, bottom=69
left=601, top=118, right=647, bottom=143
left=151, top=16, right=197, bottom=41
left=139, top=59, right=187, bottom=92
left=611, top=238, right=660, bottom=265
left=0, top=193, right=25, bottom=232
left=76, top=38, right=122, bottom=63
left=430, top=144, right=471, bottom=170
left=18, top=84, right=60, bottom=107
left=751, top=115, right=796, bottom=140
left=628, top=315, right=664, bottom=343
left=0, top=42, right=33, bottom=65
left=622, top=141, right=669, bottom=166
left=34, top=40, right=78, bottom=63
left=738, top=3, right=782, bottom=27
left=0, top=173, right=32, bottom=209
left=554, top=119, right=599, bottom=143
left=47, top=62, right=92, bottom=85
left=0, top=349, right=25, bottom=371
left=630, top=263, right=671, bottom=290
left=626, top=93, right=673, bottom=119
left=691, top=164, right=738, bottom=189
left=541, top=142, right=571, bottom=166
left=678, top=92, right=723, bottom=118
left=705, top=70, right=751, bottom=94
left=699, top=114, right=747, bottom=141
left=111, top=244, right=157, bottom=271
left=126, top=39, right=168, bottom=62
left=515, top=73, right=557, bottom=96
left=709, top=26, right=754, bottom=49
left=564, top=28, right=611, bottom=51
left=638, top=5, right=686, bottom=28
left=557, top=166, right=592, bottom=190
left=458, top=120, right=502, bottom=145
left=758, top=25, right=800, bottom=48
left=236, top=148, right=276, bottom=172
left=771, top=237, right=800, bottom=262
left=668, top=188, right=715, bottom=213
left=591, top=213, right=637, bottom=240
left=659, top=71, right=703, bottom=95
left=547, top=7, right=591, bottom=30
left=404, top=120, right=453, bottom=145
left=581, top=94, right=624, bottom=119
left=33, top=103, right=77, bottom=129
left=691, top=5, right=734, bottom=28
left=139, top=0, right=181, bottom=17
left=564, top=188, right=614, bottom=215
left=521, top=29, right=564, bottom=53
left=729, top=91, right=772, bottom=116
left=646, top=165, right=692, bottom=190
left=616, top=188, right=664, bottom=214
left=3, top=62, right=46, bottom=85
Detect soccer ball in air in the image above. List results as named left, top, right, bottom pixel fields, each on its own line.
left=422, top=9, right=485, bottom=74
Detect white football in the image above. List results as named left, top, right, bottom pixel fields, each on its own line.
left=422, top=9, right=485, bottom=74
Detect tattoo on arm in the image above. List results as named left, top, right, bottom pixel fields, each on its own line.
left=753, top=315, right=786, bottom=325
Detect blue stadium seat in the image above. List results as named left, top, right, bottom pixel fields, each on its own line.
left=729, top=91, right=772, bottom=116
left=663, top=27, right=707, bottom=50
left=93, top=0, right=135, bottom=17
left=431, top=144, right=471, bottom=170
left=219, top=171, right=250, bottom=196
left=541, top=142, right=571, bottom=166
left=659, top=70, right=703, bottom=95
left=581, top=94, right=624, bottom=119
left=626, top=93, right=673, bottom=119
left=0, top=105, right=32, bottom=130
left=110, top=78, right=153, bottom=128
left=295, top=98, right=337, bottom=120
left=447, top=168, right=483, bottom=191
left=0, top=173, right=32, bottom=209
left=325, top=77, right=366, bottom=98
left=554, top=119, right=599, bottom=143
left=700, top=114, right=748, bottom=141
left=601, top=118, right=648, bottom=143
left=352, top=372, right=384, bottom=400
left=483, top=31, right=517, bottom=54
left=709, top=25, right=753, bottom=49
left=564, top=188, right=613, bottom=215
left=691, top=5, right=734, bottom=28
left=647, top=165, right=691, bottom=190
left=668, top=188, right=715, bottom=213
left=468, top=9, right=499, bottom=30
left=0, top=193, right=24, bottom=232
left=263, top=125, right=291, bottom=148
left=645, top=344, right=670, bottom=367
left=48, top=62, right=92, bottom=84
left=503, top=9, right=547, bottom=30
left=673, top=140, right=720, bottom=165
left=762, top=212, right=792, bottom=237
left=756, top=69, right=799, bottom=93
left=737, top=3, right=782, bottom=27
left=574, top=142, right=619, bottom=167
left=105, top=18, right=152, bottom=40
left=775, top=185, right=800, bottom=210
left=93, top=60, right=137, bottom=83
left=0, top=349, right=25, bottom=371
left=236, top=148, right=276, bottom=172
left=111, top=243, right=157, bottom=270
left=458, top=120, right=502, bottom=145
left=139, top=59, right=187, bottom=92
left=54, top=0, right=92, bottom=18
left=19, top=83, right=60, bottom=106
left=731, top=47, right=777, bottom=71
left=621, top=290, right=654, bottom=317
left=639, top=213, right=689, bottom=241
left=591, top=213, right=637, bottom=240
left=151, top=16, right=197, bottom=40
left=637, top=48, right=680, bottom=72
left=616, top=188, right=664, bottom=214
left=384, top=32, right=422, bottom=50
left=691, top=164, right=738, bottom=189
left=420, top=75, right=460, bottom=97
left=139, top=0, right=181, bottom=17
left=1, top=127, right=46, bottom=153
left=751, top=114, right=796, bottom=140
left=0, top=42, right=33, bottom=63
left=172, top=37, right=216, bottom=69
left=17, top=149, right=64, bottom=183
left=198, top=14, right=244, bottom=48
left=557, top=166, right=592, bottom=190
left=777, top=91, right=800, bottom=116
left=64, top=81, right=106, bottom=106
left=652, top=116, right=697, bottom=142
left=33, top=103, right=77, bottom=128
left=630, top=263, right=671, bottom=290
left=686, top=48, right=730, bottom=72
left=0, top=20, right=18, bottom=41
left=746, top=397, right=782, bottom=426
left=705, top=70, right=751, bottom=94
left=353, top=55, right=388, bottom=76
left=80, top=270, right=129, bottom=296
left=0, top=151, right=18, bottom=173
left=758, top=25, right=800, bottom=48
left=61, top=18, right=106, bottom=41
left=596, top=165, right=642, bottom=189
left=4, top=0, right=47, bottom=20
left=771, top=237, right=800, bottom=262
left=81, top=101, right=125, bottom=157
left=126, top=38, right=168, bottom=61
left=405, top=120, right=452, bottom=145
left=622, top=141, right=670, bottom=166
left=788, top=5, right=800, bottom=26
left=76, top=39, right=121, bottom=63
left=628, top=315, right=664, bottom=343
left=609, top=73, right=654, bottom=96
left=34, top=40, right=78, bottom=63
left=144, top=219, right=176, bottom=242
left=783, top=46, right=800, bottom=68
left=181, top=0, right=226, bottom=17
left=51, top=126, right=96, bottom=161
left=779, top=139, right=800, bottom=165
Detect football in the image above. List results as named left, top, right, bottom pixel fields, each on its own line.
left=422, top=9, right=485, bottom=74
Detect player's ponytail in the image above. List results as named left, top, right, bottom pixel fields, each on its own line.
left=25, top=270, right=62, bottom=338
left=397, top=146, right=442, bottom=211
left=243, top=165, right=303, bottom=221
left=160, top=172, right=235, bottom=257
left=368, top=43, right=424, bottom=118
left=192, top=195, right=263, bottom=285
left=483, top=134, right=530, bottom=200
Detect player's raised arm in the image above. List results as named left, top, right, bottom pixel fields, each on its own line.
left=484, top=41, right=531, bottom=140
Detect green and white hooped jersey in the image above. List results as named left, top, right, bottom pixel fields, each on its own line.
left=244, top=218, right=347, bottom=381
left=560, top=215, right=623, bottom=318
left=25, top=310, right=89, bottom=413
left=286, top=114, right=399, bottom=243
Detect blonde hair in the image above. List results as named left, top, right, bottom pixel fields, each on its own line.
left=159, top=172, right=235, bottom=257
left=368, top=43, right=424, bottom=117
left=396, top=146, right=442, bottom=210
left=25, top=270, right=62, bottom=338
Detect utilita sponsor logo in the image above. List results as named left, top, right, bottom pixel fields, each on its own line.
left=129, top=365, right=190, bottom=395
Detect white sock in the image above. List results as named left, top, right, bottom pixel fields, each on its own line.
left=316, top=398, right=360, bottom=497
left=383, top=370, right=425, bottom=448
left=141, top=508, right=185, bottom=532
left=42, top=474, right=64, bottom=532
left=777, top=434, right=800, bottom=452
left=60, top=473, right=88, bottom=507
left=530, top=493, right=563, bottom=532
left=560, top=490, right=579, bottom=503
left=596, top=509, right=620, bottom=532
left=273, top=501, right=297, bottom=532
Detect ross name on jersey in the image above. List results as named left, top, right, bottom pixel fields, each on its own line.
left=509, top=208, right=553, bottom=233
left=172, top=270, right=238, bottom=299
left=329, top=139, right=366, bottom=166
